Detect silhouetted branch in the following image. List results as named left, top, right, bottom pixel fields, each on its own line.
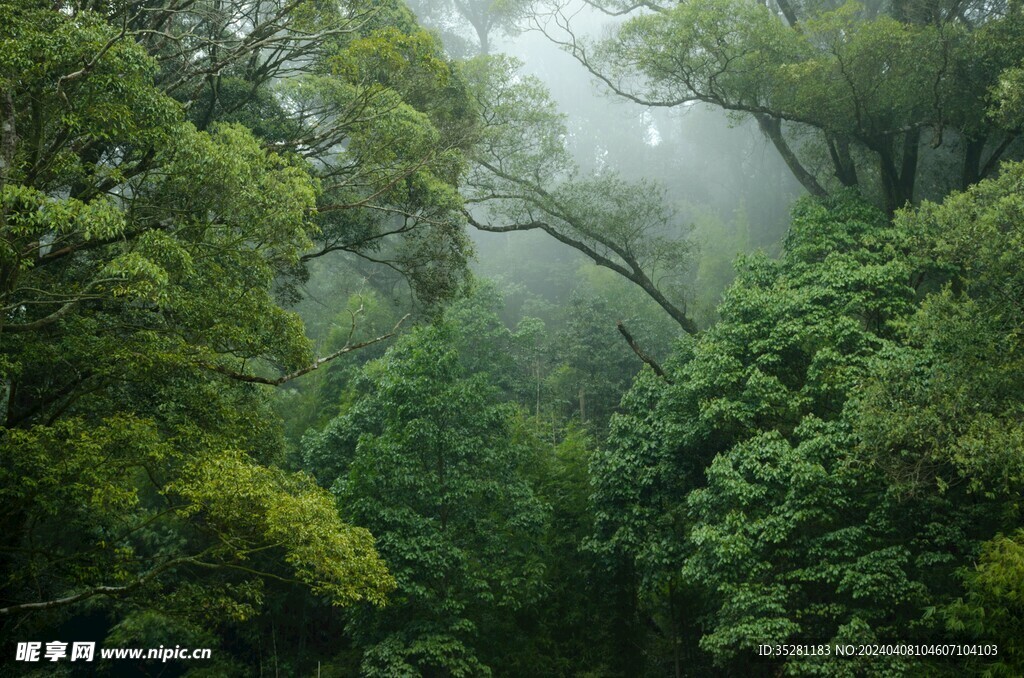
left=617, top=321, right=672, bottom=383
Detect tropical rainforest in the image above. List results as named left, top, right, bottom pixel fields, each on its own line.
left=1, top=0, right=1023, bottom=674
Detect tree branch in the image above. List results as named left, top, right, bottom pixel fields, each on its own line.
left=755, top=114, right=828, bottom=198
left=979, top=133, right=1018, bottom=180
left=202, top=314, right=410, bottom=386
left=2, top=298, right=82, bottom=333
left=617, top=321, right=673, bottom=383
left=0, top=555, right=196, bottom=616
left=467, top=211, right=697, bottom=334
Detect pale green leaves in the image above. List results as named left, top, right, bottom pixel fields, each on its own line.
left=172, top=450, right=394, bottom=607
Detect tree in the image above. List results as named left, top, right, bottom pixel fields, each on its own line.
left=591, top=158, right=1024, bottom=672
left=591, top=194, right=930, bottom=672
left=302, top=304, right=547, bottom=675
left=539, top=0, right=1024, bottom=213
left=0, top=0, right=395, bottom=630
left=0, top=0, right=476, bottom=660
left=120, top=0, right=479, bottom=306
left=859, top=162, right=1024, bottom=676
left=407, top=0, right=534, bottom=55
left=462, top=56, right=699, bottom=332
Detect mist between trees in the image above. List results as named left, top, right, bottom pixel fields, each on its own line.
left=1, top=0, right=1023, bottom=675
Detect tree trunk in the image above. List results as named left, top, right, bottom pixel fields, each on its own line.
left=961, top=134, right=985, bottom=189
left=473, top=21, right=490, bottom=55
left=755, top=114, right=828, bottom=199
left=877, top=132, right=919, bottom=216
left=827, top=134, right=859, bottom=187
left=899, top=127, right=920, bottom=204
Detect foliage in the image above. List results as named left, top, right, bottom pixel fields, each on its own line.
left=557, top=0, right=1024, bottom=212
left=463, top=55, right=698, bottom=332
left=4, top=0, right=1024, bottom=673
left=593, top=193, right=926, bottom=670
left=591, top=163, right=1024, bottom=674
left=302, top=300, right=548, bottom=674
left=0, top=0, right=474, bottom=668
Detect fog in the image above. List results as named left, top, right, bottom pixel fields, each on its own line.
left=408, top=0, right=803, bottom=329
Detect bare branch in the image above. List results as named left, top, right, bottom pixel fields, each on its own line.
left=580, top=0, right=670, bottom=16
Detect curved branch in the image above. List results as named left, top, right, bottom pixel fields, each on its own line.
left=2, top=298, right=82, bottom=333
left=581, top=0, right=671, bottom=16
left=467, top=211, right=697, bottom=334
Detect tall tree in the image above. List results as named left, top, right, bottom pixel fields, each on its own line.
left=590, top=163, right=1024, bottom=672
left=539, top=0, right=1024, bottom=213
left=591, top=194, right=928, bottom=672
left=302, top=302, right=548, bottom=675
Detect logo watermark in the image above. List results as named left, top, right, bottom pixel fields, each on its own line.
left=15, top=641, right=211, bottom=663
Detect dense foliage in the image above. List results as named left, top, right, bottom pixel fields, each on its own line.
left=2, top=0, right=1023, bottom=674
left=550, top=0, right=1024, bottom=212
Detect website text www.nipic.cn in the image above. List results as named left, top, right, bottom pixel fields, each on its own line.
left=15, top=641, right=211, bottom=663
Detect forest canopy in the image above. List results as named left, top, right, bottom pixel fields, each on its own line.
left=1, top=0, right=1023, bottom=675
